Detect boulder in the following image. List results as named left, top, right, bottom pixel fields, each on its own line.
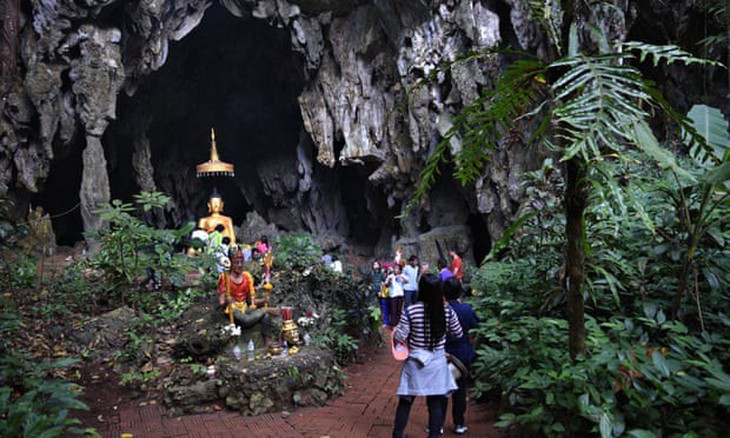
left=68, top=305, right=135, bottom=351
left=418, top=225, right=474, bottom=268
left=174, top=302, right=236, bottom=359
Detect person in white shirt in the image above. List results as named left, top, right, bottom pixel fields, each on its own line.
left=331, top=255, right=343, bottom=273
left=384, top=264, right=408, bottom=327
left=403, top=255, right=419, bottom=308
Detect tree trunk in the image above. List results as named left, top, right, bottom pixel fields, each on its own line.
left=671, top=254, right=692, bottom=319
left=565, top=157, right=587, bottom=360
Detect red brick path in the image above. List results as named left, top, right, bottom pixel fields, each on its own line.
left=102, top=339, right=503, bottom=437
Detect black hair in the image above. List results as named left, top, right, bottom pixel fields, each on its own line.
left=215, top=224, right=225, bottom=232
left=408, top=255, right=418, bottom=262
left=260, top=235, right=268, bottom=245
left=437, top=258, right=448, bottom=270
left=417, top=274, right=446, bottom=350
left=443, top=277, right=463, bottom=300
left=222, top=236, right=231, bottom=245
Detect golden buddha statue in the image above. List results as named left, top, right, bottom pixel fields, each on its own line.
left=198, top=194, right=236, bottom=244
left=196, top=128, right=236, bottom=243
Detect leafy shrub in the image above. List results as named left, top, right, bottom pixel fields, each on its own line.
left=312, top=308, right=360, bottom=365
left=87, top=192, right=196, bottom=290
left=156, top=287, right=208, bottom=322
left=469, top=154, right=730, bottom=436
left=53, top=191, right=215, bottom=315
left=273, top=233, right=322, bottom=269
left=471, top=296, right=730, bottom=436
left=0, top=312, right=92, bottom=437
left=0, top=252, right=37, bottom=290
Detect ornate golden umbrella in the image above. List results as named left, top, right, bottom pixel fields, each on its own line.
left=196, top=128, right=235, bottom=178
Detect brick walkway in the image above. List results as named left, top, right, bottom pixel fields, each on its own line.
left=101, top=337, right=503, bottom=437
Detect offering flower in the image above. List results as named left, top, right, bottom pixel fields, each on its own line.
left=220, top=323, right=241, bottom=337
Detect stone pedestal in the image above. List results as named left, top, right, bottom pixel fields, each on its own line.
left=165, top=346, right=343, bottom=416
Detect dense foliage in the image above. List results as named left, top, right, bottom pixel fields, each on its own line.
left=273, top=232, right=322, bottom=270
left=0, top=304, right=93, bottom=437
left=469, top=150, right=729, bottom=435
left=273, top=232, right=378, bottom=365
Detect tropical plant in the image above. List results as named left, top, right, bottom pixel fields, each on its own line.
left=409, top=1, right=723, bottom=358
left=312, top=308, right=360, bottom=365
left=667, top=104, right=730, bottom=318
left=83, top=191, right=204, bottom=310
left=0, top=312, right=93, bottom=437
left=273, top=232, right=322, bottom=269
left=697, top=1, right=729, bottom=60
left=471, top=242, right=730, bottom=436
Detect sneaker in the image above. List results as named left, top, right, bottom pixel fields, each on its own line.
left=424, top=426, right=444, bottom=435
left=455, top=425, right=469, bottom=434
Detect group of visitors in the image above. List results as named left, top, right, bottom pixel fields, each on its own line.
left=371, top=246, right=477, bottom=437
left=322, top=254, right=343, bottom=273
left=372, top=249, right=464, bottom=328
left=190, top=228, right=271, bottom=273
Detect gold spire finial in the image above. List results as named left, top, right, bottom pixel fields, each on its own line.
left=210, top=127, right=220, bottom=162
left=196, top=127, right=235, bottom=178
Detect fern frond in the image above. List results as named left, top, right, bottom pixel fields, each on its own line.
left=528, top=0, right=564, bottom=55
left=450, top=59, right=549, bottom=183
left=552, top=54, right=650, bottom=162
left=621, top=42, right=725, bottom=68
left=404, top=140, right=450, bottom=214
left=405, top=58, right=548, bottom=213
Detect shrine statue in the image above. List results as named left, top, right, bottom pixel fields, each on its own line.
left=198, top=193, right=236, bottom=244
left=17, top=206, right=56, bottom=256
left=218, top=245, right=273, bottom=345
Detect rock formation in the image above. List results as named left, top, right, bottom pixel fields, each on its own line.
left=0, top=0, right=726, bottom=261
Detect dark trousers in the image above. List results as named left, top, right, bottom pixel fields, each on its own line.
left=393, top=395, right=445, bottom=438
left=390, top=296, right=404, bottom=327
left=404, top=289, right=417, bottom=308
left=441, top=376, right=468, bottom=427
left=379, top=297, right=390, bottom=325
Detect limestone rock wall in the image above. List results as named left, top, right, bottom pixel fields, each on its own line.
left=0, top=0, right=723, bottom=255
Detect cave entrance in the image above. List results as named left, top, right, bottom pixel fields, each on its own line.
left=32, top=143, right=84, bottom=246
left=105, top=3, right=305, bottom=233
left=36, top=3, right=393, bottom=253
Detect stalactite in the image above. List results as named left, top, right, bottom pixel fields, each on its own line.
left=0, top=0, right=20, bottom=99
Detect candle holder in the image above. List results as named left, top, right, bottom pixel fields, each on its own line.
left=263, top=283, right=273, bottom=309
left=281, top=306, right=294, bottom=321
left=281, top=310, right=300, bottom=355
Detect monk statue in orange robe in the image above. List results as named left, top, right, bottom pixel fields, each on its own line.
left=218, top=245, right=273, bottom=345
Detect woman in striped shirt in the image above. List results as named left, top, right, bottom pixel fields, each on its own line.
left=392, top=274, right=463, bottom=438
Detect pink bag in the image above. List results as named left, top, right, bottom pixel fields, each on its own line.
left=391, top=330, right=409, bottom=361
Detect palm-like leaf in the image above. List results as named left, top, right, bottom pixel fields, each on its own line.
left=408, top=39, right=721, bottom=211
left=686, top=104, right=730, bottom=166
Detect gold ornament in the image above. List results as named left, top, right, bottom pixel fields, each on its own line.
left=196, top=128, right=235, bottom=177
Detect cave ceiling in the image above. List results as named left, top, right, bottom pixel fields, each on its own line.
left=0, top=0, right=726, bottom=260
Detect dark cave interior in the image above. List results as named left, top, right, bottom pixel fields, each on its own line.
left=30, top=3, right=495, bottom=261
left=36, top=4, right=397, bottom=251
